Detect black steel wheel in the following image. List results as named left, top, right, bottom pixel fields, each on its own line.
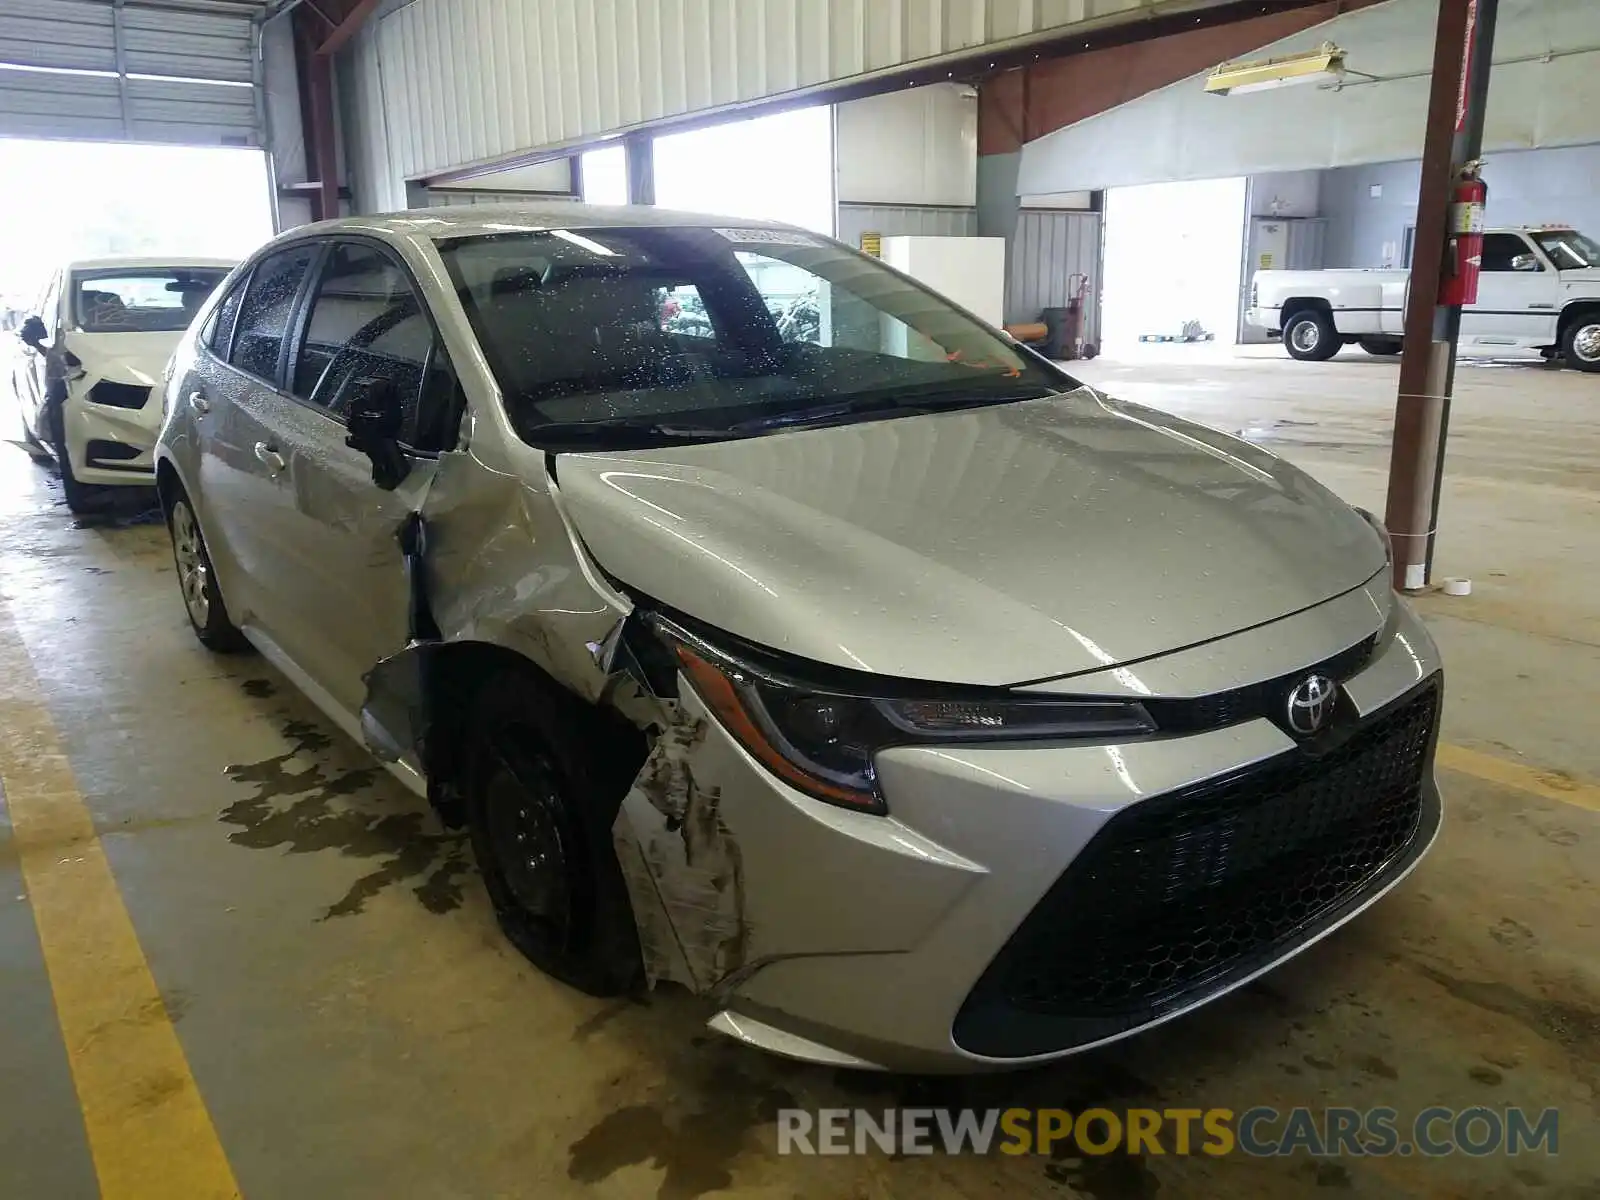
left=465, top=672, right=643, bottom=996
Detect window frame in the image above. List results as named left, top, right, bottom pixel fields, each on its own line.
left=282, top=234, right=459, bottom=456
left=205, top=263, right=256, bottom=361
left=210, top=240, right=327, bottom=390
left=1478, top=231, right=1545, bottom=274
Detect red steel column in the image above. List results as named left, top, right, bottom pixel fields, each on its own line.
left=1384, top=0, right=1499, bottom=590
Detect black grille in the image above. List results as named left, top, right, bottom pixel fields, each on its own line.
left=954, top=678, right=1440, bottom=1059
left=86, top=439, right=140, bottom=462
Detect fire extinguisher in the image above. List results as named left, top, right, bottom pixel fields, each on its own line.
left=1439, top=164, right=1487, bottom=307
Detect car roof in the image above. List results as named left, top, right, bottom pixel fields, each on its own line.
left=280, top=202, right=808, bottom=244
left=67, top=256, right=239, bottom=273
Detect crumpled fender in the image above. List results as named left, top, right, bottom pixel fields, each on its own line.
left=356, top=436, right=750, bottom=995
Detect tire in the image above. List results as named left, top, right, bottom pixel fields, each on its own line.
left=1560, top=313, right=1600, bottom=373
left=1358, top=337, right=1402, bottom=356
left=1283, top=309, right=1340, bottom=361
left=168, top=494, right=251, bottom=652
left=51, top=430, right=99, bottom=515
left=464, top=672, right=643, bottom=997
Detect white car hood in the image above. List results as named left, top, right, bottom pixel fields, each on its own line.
left=63, top=329, right=182, bottom=387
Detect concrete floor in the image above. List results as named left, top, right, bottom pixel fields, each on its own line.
left=1, top=347, right=1597, bottom=1199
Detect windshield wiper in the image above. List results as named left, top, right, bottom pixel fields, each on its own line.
left=526, top=385, right=1061, bottom=447
left=524, top=416, right=738, bottom=446
left=726, top=386, right=1058, bottom=434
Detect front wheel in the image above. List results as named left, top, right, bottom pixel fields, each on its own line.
left=169, top=495, right=251, bottom=652
left=465, top=673, right=643, bottom=997
left=51, top=431, right=98, bottom=514
left=1358, top=337, right=1402, bottom=356
left=1561, top=315, right=1600, bottom=372
left=1283, top=309, right=1340, bottom=361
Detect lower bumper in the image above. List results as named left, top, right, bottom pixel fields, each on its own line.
left=65, top=396, right=159, bottom=487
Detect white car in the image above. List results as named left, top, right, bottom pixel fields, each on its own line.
left=11, top=256, right=235, bottom=511
left=1245, top=226, right=1600, bottom=371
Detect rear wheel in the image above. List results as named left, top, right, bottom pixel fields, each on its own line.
left=464, top=673, right=643, bottom=996
left=1283, top=309, right=1340, bottom=361
left=1358, top=337, right=1402, bottom=356
left=1561, top=313, right=1600, bottom=372
left=169, top=495, right=251, bottom=652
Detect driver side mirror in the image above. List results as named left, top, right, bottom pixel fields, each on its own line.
left=1509, top=253, right=1541, bottom=273
left=19, top=315, right=48, bottom=351
left=345, top=376, right=411, bottom=491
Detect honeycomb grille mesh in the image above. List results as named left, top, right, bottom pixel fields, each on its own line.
left=990, top=682, right=1438, bottom=1020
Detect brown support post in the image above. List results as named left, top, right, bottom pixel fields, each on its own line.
left=291, top=7, right=341, bottom=222
left=1384, top=0, right=1497, bottom=590
left=306, top=50, right=340, bottom=222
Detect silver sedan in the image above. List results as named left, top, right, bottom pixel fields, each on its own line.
left=154, top=204, right=1442, bottom=1072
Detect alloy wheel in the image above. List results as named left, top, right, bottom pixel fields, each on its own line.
left=171, top=501, right=210, bottom=629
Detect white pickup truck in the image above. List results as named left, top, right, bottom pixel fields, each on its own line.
left=1245, top=225, right=1600, bottom=372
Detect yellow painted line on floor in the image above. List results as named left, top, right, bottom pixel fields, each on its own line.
left=1438, top=742, right=1600, bottom=814
left=0, top=607, right=241, bottom=1200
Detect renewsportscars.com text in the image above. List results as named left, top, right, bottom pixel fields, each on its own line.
left=777, top=1106, right=1559, bottom=1159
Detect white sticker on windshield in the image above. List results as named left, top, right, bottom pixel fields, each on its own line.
left=714, top=227, right=823, bottom=247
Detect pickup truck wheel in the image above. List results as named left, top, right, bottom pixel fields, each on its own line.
left=1561, top=316, right=1600, bottom=372
left=1358, top=337, right=1402, bottom=356
left=1284, top=310, right=1340, bottom=361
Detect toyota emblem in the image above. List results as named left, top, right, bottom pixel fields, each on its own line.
left=1286, top=674, right=1338, bottom=736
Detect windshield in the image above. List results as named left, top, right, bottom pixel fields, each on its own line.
left=437, top=226, right=1070, bottom=449
left=1531, top=230, right=1600, bottom=270
left=72, top=268, right=229, bottom=333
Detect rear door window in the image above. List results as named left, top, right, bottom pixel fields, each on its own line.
left=229, top=245, right=318, bottom=385
left=291, top=240, right=459, bottom=449
left=207, top=270, right=251, bottom=357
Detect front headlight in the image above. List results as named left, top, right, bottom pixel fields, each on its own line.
left=661, top=621, right=1154, bottom=814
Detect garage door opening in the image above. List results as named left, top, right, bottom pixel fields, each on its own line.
left=652, top=105, right=834, bottom=234
left=0, top=138, right=272, bottom=310
left=1100, top=177, right=1247, bottom=352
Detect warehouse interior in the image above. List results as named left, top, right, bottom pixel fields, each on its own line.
left=2, top=0, right=1598, bottom=1197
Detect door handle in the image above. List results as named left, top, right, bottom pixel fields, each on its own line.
left=254, top=441, right=286, bottom=475
left=189, top=390, right=211, bottom=414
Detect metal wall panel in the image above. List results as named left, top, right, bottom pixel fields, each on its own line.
left=0, top=0, right=262, bottom=144
left=426, top=188, right=580, bottom=207
left=836, top=203, right=977, bottom=249
left=1009, top=208, right=1100, bottom=336
left=359, top=0, right=1227, bottom=184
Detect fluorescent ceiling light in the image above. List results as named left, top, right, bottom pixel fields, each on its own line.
left=1205, top=42, right=1346, bottom=96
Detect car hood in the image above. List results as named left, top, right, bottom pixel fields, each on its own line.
left=555, top=389, right=1388, bottom=687
left=62, top=330, right=182, bottom=387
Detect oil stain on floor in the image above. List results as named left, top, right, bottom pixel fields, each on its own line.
left=219, top=717, right=471, bottom=919
left=567, top=1060, right=795, bottom=1200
